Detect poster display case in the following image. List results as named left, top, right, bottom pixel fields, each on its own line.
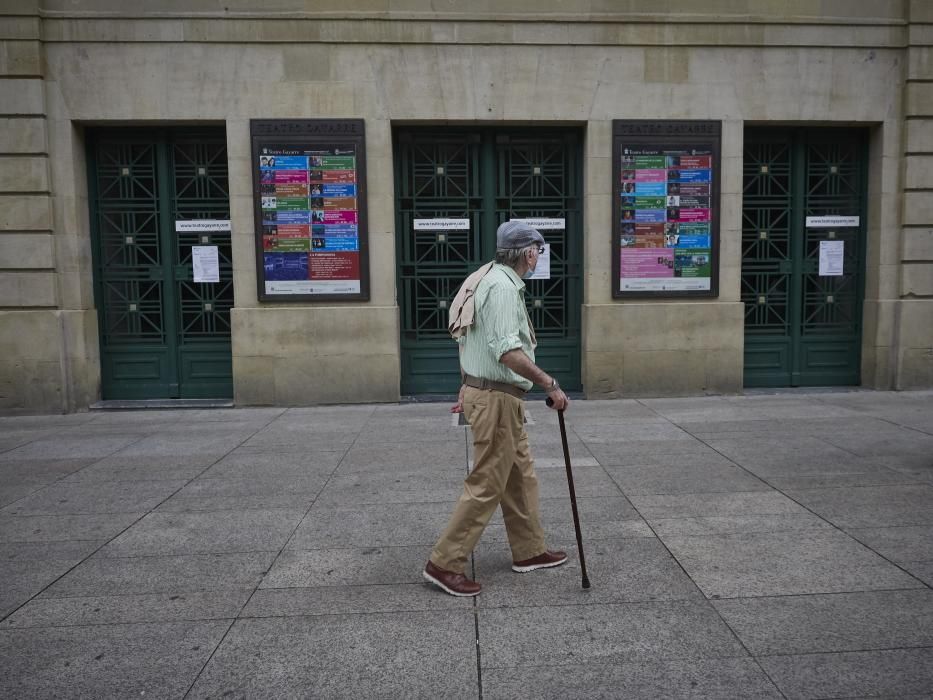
left=251, top=119, right=369, bottom=301
left=612, top=120, right=721, bottom=298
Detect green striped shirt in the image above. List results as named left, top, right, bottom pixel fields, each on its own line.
left=458, top=263, right=536, bottom=391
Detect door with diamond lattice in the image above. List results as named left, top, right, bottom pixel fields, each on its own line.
left=88, top=128, right=233, bottom=399
left=394, top=127, right=583, bottom=395
left=742, top=128, right=867, bottom=387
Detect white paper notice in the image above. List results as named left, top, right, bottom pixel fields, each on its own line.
left=528, top=244, right=551, bottom=280
left=192, top=246, right=220, bottom=283
left=819, top=240, right=844, bottom=276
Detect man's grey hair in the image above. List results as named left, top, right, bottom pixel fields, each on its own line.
left=496, top=244, right=536, bottom=268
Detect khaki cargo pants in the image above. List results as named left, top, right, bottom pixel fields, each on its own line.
left=430, top=386, right=546, bottom=573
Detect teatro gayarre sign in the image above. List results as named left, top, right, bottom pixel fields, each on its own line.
left=612, top=120, right=721, bottom=298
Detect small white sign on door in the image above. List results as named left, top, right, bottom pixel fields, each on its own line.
left=806, top=215, right=859, bottom=228
left=192, top=245, right=220, bottom=283
left=819, top=240, right=844, bottom=276
left=413, top=219, right=470, bottom=230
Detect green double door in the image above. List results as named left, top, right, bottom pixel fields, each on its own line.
left=742, top=127, right=868, bottom=387
left=394, top=127, right=583, bottom=395
left=88, top=128, right=233, bottom=399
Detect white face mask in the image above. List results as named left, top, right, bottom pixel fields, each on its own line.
left=522, top=249, right=538, bottom=278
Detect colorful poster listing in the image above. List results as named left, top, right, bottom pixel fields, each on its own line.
left=613, top=121, right=720, bottom=298
left=251, top=119, right=368, bottom=301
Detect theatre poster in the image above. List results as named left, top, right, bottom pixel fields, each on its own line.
left=251, top=119, right=369, bottom=301
left=612, top=120, right=721, bottom=298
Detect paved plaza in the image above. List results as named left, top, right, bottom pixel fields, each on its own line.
left=1, top=390, right=932, bottom=698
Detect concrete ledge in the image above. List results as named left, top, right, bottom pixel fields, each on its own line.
left=37, top=18, right=908, bottom=48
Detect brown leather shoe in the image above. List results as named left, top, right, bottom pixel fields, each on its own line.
left=423, top=561, right=481, bottom=597
left=512, top=550, right=568, bottom=573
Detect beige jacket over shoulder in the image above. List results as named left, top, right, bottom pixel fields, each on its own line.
left=447, top=261, right=495, bottom=339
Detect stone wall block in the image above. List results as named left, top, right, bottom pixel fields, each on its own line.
left=0, top=16, right=39, bottom=41
left=0, top=194, right=51, bottom=230
left=0, top=233, right=53, bottom=268
left=906, top=82, right=933, bottom=116
left=0, top=40, right=41, bottom=75
left=0, top=78, right=43, bottom=114
left=0, top=155, right=48, bottom=192
left=903, top=229, right=933, bottom=260
left=0, top=272, right=56, bottom=307
left=905, top=155, right=933, bottom=189
left=583, top=302, right=745, bottom=353
left=906, top=120, right=933, bottom=153
left=0, top=118, right=45, bottom=152
left=902, top=263, right=933, bottom=296
left=903, top=190, right=933, bottom=226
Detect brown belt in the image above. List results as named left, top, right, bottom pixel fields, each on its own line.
left=462, top=374, right=527, bottom=399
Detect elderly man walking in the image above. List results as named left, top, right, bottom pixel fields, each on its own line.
left=423, top=221, right=571, bottom=597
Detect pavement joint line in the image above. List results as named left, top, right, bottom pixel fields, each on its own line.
left=181, top=406, right=369, bottom=699
left=676, top=426, right=933, bottom=593
left=754, top=642, right=933, bottom=659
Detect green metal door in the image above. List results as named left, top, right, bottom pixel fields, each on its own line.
left=742, top=128, right=867, bottom=387
left=394, top=127, right=583, bottom=395
left=88, top=128, right=233, bottom=399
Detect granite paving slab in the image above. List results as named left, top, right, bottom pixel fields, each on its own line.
left=0, top=620, right=230, bottom=698
left=0, top=479, right=187, bottom=516
left=155, top=475, right=328, bottom=512
left=847, top=525, right=933, bottom=563
left=115, top=432, right=250, bottom=456
left=713, top=589, right=933, bottom=656
left=629, top=490, right=809, bottom=520
left=286, top=501, right=453, bottom=549
left=0, top=512, right=142, bottom=543
left=336, top=442, right=469, bottom=472
left=479, top=600, right=747, bottom=668
left=1, top=589, right=252, bottom=628
left=40, top=552, right=276, bottom=597
left=660, top=529, right=924, bottom=599
left=474, top=537, right=701, bottom=607
left=571, top=423, right=696, bottom=443
left=784, top=483, right=933, bottom=528
left=0, top=458, right=97, bottom=481
left=243, top=583, right=471, bottom=617
left=483, top=495, right=654, bottom=543
left=0, top=540, right=105, bottom=618
left=0, top=480, right=56, bottom=509
left=259, top=545, right=431, bottom=588
left=201, top=448, right=344, bottom=478
left=586, top=441, right=733, bottom=467
left=187, top=612, right=477, bottom=699
left=821, top=428, right=933, bottom=458
left=239, top=430, right=358, bottom=450
left=648, top=513, right=833, bottom=537
left=314, top=468, right=467, bottom=506
left=482, top=657, right=782, bottom=700
left=97, top=508, right=306, bottom=557
left=0, top=434, right=142, bottom=460
left=530, top=465, right=624, bottom=499
left=904, top=561, right=933, bottom=586
left=605, top=463, right=768, bottom=495
left=759, top=647, right=933, bottom=700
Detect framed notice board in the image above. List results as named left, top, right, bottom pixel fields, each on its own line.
left=251, top=119, right=369, bottom=301
left=612, top=120, right=721, bottom=298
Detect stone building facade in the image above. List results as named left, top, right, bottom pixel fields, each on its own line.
left=0, top=1, right=931, bottom=412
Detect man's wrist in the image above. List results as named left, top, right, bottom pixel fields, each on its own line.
left=543, top=377, right=560, bottom=393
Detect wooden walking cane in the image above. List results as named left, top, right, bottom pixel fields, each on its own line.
left=547, top=398, right=591, bottom=589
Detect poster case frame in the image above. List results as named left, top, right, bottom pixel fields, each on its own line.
left=251, top=118, right=370, bottom=302
left=612, top=119, right=721, bottom=299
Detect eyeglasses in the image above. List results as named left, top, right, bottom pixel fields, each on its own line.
left=535, top=245, right=546, bottom=254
